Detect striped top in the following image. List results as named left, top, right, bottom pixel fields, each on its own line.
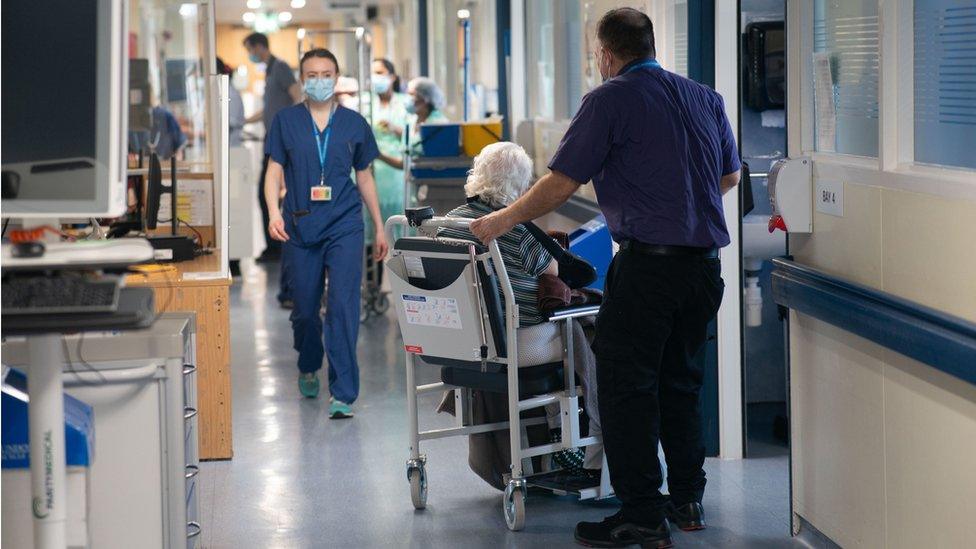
left=439, top=200, right=553, bottom=326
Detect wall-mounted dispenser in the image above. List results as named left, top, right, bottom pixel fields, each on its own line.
left=767, top=157, right=812, bottom=233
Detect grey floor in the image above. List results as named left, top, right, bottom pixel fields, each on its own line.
left=197, top=262, right=802, bottom=548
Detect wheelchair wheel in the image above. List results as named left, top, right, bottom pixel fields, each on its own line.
left=503, top=483, right=525, bottom=531
left=408, top=467, right=427, bottom=510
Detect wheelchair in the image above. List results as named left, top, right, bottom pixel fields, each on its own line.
left=384, top=212, right=613, bottom=531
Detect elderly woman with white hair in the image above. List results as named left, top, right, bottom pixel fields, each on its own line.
left=437, top=142, right=604, bottom=486
left=441, top=142, right=556, bottom=325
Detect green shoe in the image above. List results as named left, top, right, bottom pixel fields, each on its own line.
left=329, top=398, right=354, bottom=419
left=298, top=373, right=320, bottom=398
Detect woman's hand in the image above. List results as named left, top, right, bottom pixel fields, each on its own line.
left=268, top=213, right=289, bottom=242
left=373, top=230, right=389, bottom=261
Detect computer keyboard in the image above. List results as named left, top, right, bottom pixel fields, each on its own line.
left=2, top=275, right=122, bottom=315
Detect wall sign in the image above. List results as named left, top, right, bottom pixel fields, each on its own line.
left=815, top=179, right=844, bottom=217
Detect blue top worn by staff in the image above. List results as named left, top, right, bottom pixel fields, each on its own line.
left=264, top=48, right=388, bottom=418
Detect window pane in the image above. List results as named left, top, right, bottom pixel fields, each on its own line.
left=813, top=0, right=880, bottom=156
left=914, top=0, right=976, bottom=170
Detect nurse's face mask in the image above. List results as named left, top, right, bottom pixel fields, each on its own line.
left=304, top=77, right=336, bottom=102
left=371, top=74, right=392, bottom=95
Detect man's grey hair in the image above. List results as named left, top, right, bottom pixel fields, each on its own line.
left=408, top=77, right=446, bottom=110
left=464, top=142, right=533, bottom=207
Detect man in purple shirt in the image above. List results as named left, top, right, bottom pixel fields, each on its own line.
left=471, top=8, right=740, bottom=547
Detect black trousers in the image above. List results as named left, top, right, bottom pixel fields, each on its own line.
left=257, top=153, right=280, bottom=256
left=593, top=248, right=724, bottom=525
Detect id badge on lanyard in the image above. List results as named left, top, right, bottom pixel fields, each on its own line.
left=310, top=104, right=335, bottom=202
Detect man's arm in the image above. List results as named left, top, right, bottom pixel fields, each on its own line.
left=288, top=82, right=303, bottom=104
left=245, top=110, right=264, bottom=124
left=470, top=170, right=581, bottom=243
left=720, top=169, right=740, bottom=196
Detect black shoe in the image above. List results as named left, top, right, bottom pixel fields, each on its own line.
left=255, top=250, right=280, bottom=264
left=574, top=511, right=672, bottom=548
left=664, top=500, right=706, bottom=532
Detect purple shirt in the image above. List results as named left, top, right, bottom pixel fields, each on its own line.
left=549, top=59, right=740, bottom=248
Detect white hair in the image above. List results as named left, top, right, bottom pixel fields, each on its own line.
left=464, top=142, right=533, bottom=207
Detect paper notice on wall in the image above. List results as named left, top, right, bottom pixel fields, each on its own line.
left=401, top=294, right=462, bottom=330
left=812, top=52, right=836, bottom=153
left=158, top=178, right=214, bottom=226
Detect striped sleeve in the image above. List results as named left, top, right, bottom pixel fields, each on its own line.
left=517, top=228, right=553, bottom=277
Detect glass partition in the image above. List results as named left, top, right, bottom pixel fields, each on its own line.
left=129, top=0, right=214, bottom=167
left=812, top=0, right=880, bottom=157
left=914, top=0, right=976, bottom=170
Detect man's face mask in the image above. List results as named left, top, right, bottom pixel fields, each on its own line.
left=598, top=48, right=613, bottom=83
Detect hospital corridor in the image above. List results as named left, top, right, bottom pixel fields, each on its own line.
left=193, top=262, right=794, bottom=547
left=2, top=1, right=974, bottom=548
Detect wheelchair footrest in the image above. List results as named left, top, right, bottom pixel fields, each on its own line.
left=526, top=469, right=601, bottom=496
left=440, top=362, right=564, bottom=398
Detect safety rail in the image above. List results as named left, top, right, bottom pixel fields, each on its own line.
left=771, top=258, right=976, bottom=386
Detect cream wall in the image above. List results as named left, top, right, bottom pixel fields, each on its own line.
left=788, top=179, right=976, bottom=548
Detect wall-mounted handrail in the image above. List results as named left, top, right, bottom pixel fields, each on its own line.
left=771, top=258, right=976, bottom=386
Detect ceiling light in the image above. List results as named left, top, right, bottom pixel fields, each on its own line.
left=290, top=0, right=306, bottom=8
left=246, top=0, right=261, bottom=9
left=296, top=28, right=307, bottom=40
left=457, top=9, right=471, bottom=19
left=178, top=4, right=197, bottom=18
left=278, top=11, right=293, bottom=22
left=242, top=11, right=256, bottom=23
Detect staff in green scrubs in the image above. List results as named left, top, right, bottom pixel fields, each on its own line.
left=377, top=77, right=449, bottom=169
left=365, top=59, right=411, bottom=245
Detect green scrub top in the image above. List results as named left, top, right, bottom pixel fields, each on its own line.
left=365, top=91, right=411, bottom=244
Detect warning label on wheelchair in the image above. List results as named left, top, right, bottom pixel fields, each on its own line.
left=401, top=294, right=463, bottom=330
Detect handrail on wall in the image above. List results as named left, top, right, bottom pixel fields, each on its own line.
left=770, top=258, right=976, bottom=386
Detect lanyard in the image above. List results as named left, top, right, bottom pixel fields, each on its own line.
left=307, top=101, right=337, bottom=186
left=622, top=59, right=661, bottom=75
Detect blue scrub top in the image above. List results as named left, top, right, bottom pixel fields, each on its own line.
left=266, top=103, right=379, bottom=245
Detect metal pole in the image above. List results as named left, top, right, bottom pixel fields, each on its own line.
left=28, top=334, right=67, bottom=549
left=406, top=352, right=420, bottom=460
left=462, top=19, right=471, bottom=121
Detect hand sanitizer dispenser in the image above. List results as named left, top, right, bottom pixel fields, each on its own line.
left=767, top=157, right=813, bottom=233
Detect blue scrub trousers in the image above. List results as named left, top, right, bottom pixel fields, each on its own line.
left=285, top=225, right=363, bottom=404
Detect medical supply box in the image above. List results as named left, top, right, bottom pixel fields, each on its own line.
left=419, top=123, right=461, bottom=157
left=461, top=119, right=503, bottom=157
left=2, top=368, right=94, bottom=549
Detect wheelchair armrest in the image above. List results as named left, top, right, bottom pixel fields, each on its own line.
left=545, top=303, right=601, bottom=322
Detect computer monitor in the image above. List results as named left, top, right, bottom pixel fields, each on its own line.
left=0, top=0, right=128, bottom=218
left=145, top=152, right=164, bottom=230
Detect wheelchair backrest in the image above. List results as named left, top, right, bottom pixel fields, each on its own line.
left=387, top=236, right=509, bottom=361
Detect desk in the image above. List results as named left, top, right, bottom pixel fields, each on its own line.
left=126, top=254, right=233, bottom=460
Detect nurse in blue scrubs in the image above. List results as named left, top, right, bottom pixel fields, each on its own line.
left=264, top=48, right=388, bottom=418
